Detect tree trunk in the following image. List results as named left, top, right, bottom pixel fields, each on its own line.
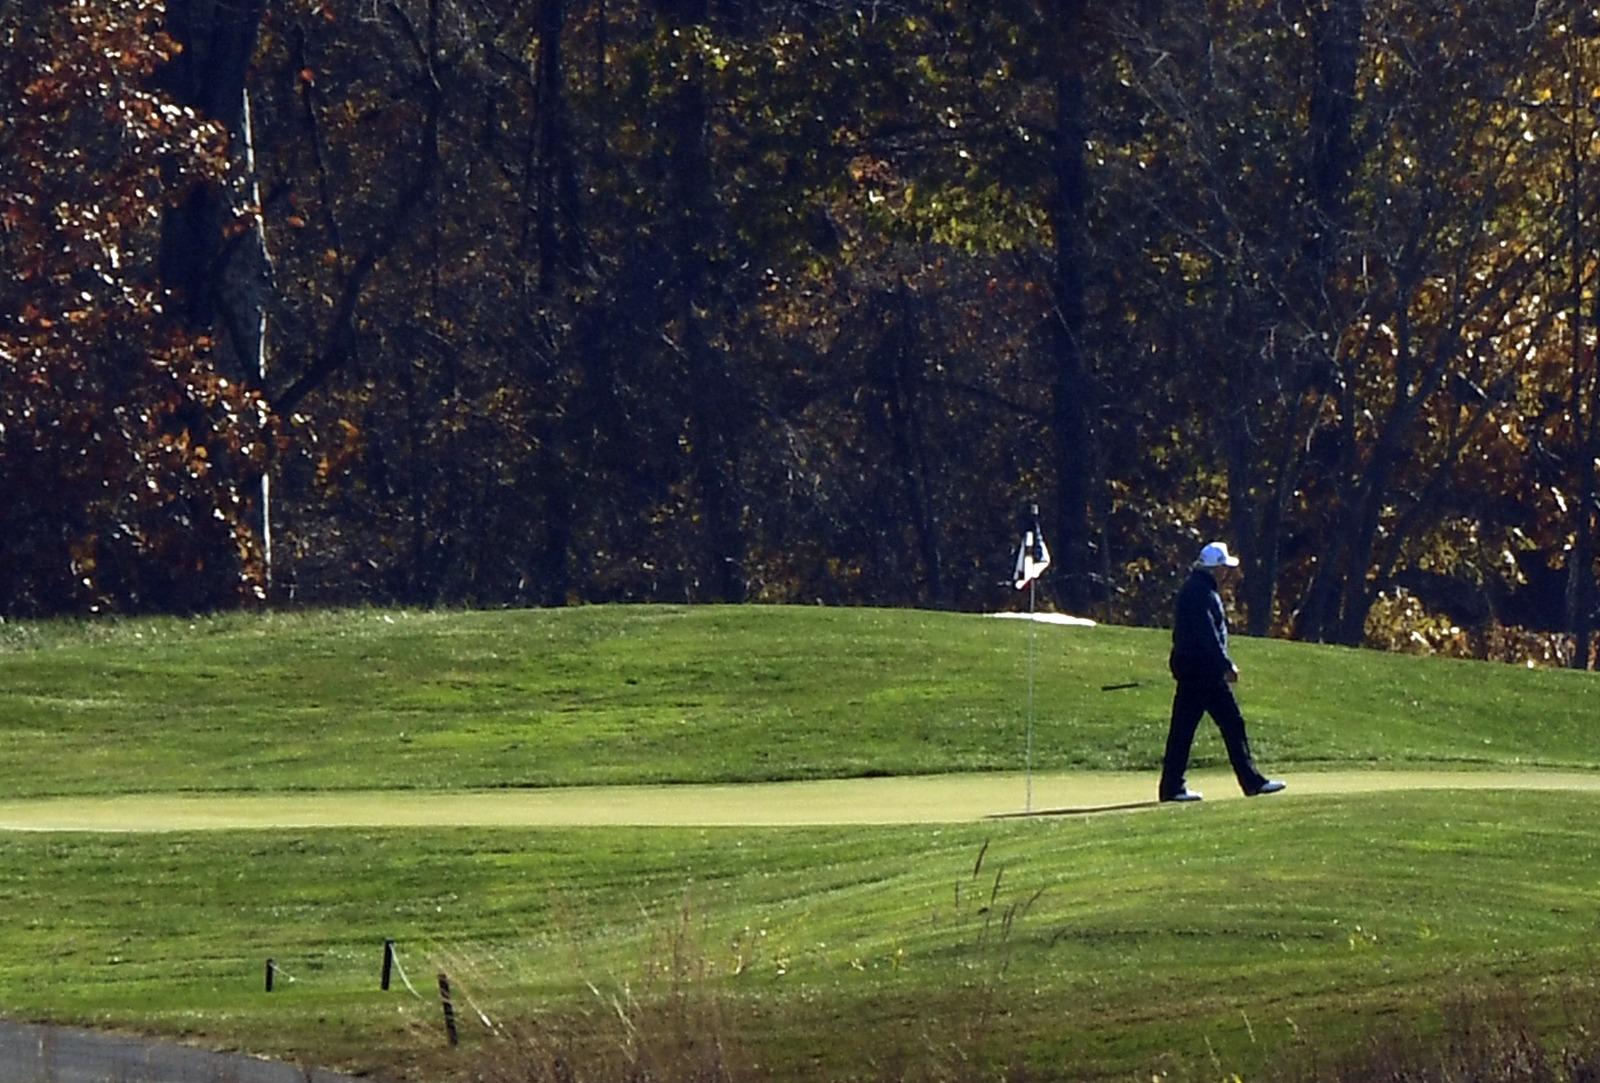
left=1288, top=0, right=1366, bottom=642
left=1332, top=317, right=1456, bottom=646
left=537, top=0, right=572, bottom=296
left=1050, top=0, right=1095, bottom=615
left=155, top=0, right=272, bottom=596
left=1232, top=363, right=1316, bottom=638
left=156, top=0, right=268, bottom=345
left=534, top=0, right=574, bottom=607
left=871, top=294, right=944, bottom=606
left=660, top=0, right=743, bottom=602
left=1566, top=34, right=1596, bottom=668
left=1570, top=399, right=1597, bottom=668
left=1334, top=451, right=1398, bottom=645
left=1304, top=0, right=1364, bottom=274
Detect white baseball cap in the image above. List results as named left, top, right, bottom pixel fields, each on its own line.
left=1194, top=541, right=1240, bottom=568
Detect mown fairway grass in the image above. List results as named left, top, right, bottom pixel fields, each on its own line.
left=0, top=794, right=1597, bottom=1080
left=1, top=604, right=1598, bottom=1080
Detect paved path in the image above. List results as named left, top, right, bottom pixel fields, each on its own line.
left=2, top=769, right=1597, bottom=831
left=0, top=1019, right=357, bottom=1083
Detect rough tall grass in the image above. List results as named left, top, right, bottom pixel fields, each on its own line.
left=1287, top=988, right=1600, bottom=1083
left=466, top=953, right=1600, bottom=1083
left=454, top=844, right=1600, bottom=1083
left=467, top=896, right=747, bottom=1083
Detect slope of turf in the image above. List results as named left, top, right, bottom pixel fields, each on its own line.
left=0, top=604, right=1596, bottom=798
left=3, top=603, right=1598, bottom=1081
left=0, top=791, right=1595, bottom=1080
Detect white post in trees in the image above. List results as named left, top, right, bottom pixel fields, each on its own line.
left=242, top=86, right=273, bottom=594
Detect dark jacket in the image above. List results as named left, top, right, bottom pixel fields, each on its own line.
left=1169, top=568, right=1234, bottom=681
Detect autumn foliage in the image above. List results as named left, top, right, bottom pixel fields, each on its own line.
left=4, top=1, right=1600, bottom=666
left=1, top=0, right=266, bottom=614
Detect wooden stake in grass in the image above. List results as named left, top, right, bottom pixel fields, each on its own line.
left=264, top=958, right=274, bottom=993
left=381, top=938, right=394, bottom=991
left=438, top=972, right=458, bottom=1046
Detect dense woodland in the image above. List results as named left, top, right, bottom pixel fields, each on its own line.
left=5, top=0, right=1600, bottom=664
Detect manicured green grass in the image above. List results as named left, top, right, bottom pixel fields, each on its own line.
left=1, top=605, right=1596, bottom=798
left=2, top=604, right=1599, bottom=1080
left=0, top=791, right=1596, bottom=1080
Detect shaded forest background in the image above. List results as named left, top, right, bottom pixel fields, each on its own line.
left=6, top=0, right=1600, bottom=666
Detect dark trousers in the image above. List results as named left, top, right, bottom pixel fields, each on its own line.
left=1160, top=676, right=1269, bottom=798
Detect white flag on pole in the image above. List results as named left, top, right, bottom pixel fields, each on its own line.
left=1012, top=519, right=1051, bottom=590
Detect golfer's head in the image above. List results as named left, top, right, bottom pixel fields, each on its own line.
left=1194, top=541, right=1240, bottom=578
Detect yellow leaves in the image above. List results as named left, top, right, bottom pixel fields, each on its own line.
left=315, top=419, right=364, bottom=486
left=68, top=535, right=98, bottom=579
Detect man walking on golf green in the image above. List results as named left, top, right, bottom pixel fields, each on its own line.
left=1159, top=541, right=1286, bottom=803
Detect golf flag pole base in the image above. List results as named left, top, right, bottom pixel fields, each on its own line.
left=1026, top=579, right=1036, bottom=813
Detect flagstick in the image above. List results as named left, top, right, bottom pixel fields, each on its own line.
left=1026, top=578, right=1036, bottom=814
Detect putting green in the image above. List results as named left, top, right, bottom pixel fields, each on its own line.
left=1, top=769, right=1597, bottom=831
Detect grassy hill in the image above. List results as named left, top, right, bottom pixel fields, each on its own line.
left=1, top=604, right=1598, bottom=1081
left=1, top=604, right=1596, bottom=797
left=1, top=793, right=1595, bottom=1081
